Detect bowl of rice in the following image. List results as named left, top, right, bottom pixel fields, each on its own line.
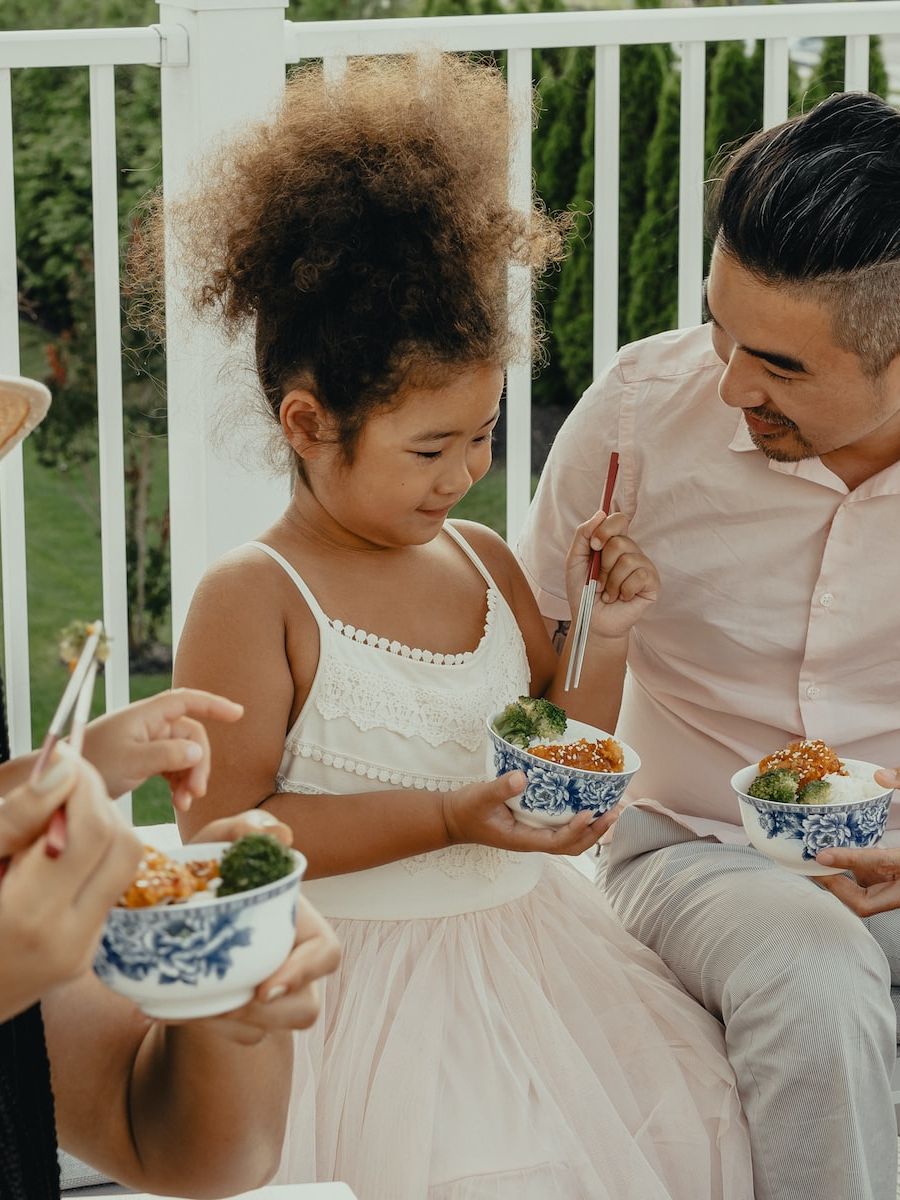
left=94, top=838, right=306, bottom=1019
left=488, top=702, right=640, bottom=829
left=732, top=739, right=894, bottom=876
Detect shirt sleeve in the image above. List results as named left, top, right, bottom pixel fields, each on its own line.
left=516, top=356, right=627, bottom=621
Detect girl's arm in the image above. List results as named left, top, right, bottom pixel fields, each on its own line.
left=174, top=550, right=608, bottom=875
left=455, top=515, right=658, bottom=733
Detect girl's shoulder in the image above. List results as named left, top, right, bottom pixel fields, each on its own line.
left=186, top=541, right=321, bottom=641
left=448, top=519, right=517, bottom=589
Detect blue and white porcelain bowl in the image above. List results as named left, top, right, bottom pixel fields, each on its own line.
left=487, top=714, right=640, bottom=829
left=94, top=842, right=306, bottom=1020
left=732, top=760, right=894, bottom=877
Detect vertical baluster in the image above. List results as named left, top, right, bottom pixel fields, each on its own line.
left=593, top=43, right=620, bottom=374
left=677, top=40, right=706, bottom=329
left=763, top=38, right=789, bottom=129
left=844, top=35, right=870, bottom=91
left=90, top=63, right=132, bottom=820
left=0, top=67, right=32, bottom=756
left=505, top=46, right=532, bottom=548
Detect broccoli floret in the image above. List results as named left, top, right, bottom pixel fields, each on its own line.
left=218, top=833, right=295, bottom=897
left=493, top=701, right=537, bottom=749
left=796, top=778, right=832, bottom=805
left=517, top=696, right=568, bottom=741
left=747, top=769, right=801, bottom=803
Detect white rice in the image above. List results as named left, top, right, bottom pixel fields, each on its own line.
left=822, top=771, right=882, bottom=803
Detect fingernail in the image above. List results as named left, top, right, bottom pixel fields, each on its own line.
left=245, top=809, right=280, bottom=828
left=601, top=592, right=610, bottom=604
left=264, top=984, right=288, bottom=1003
left=816, top=850, right=835, bottom=864
left=590, top=538, right=601, bottom=551
left=184, top=743, right=203, bottom=763
left=33, top=760, right=73, bottom=795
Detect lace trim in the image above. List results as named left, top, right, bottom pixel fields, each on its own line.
left=283, top=741, right=477, bottom=793
left=328, top=589, right=496, bottom=667
left=274, top=776, right=331, bottom=795
left=312, top=615, right=530, bottom=751
left=401, top=845, right=523, bottom=880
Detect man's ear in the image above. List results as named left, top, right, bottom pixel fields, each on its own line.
left=280, top=389, right=333, bottom=459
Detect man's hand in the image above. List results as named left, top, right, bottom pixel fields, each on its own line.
left=816, top=845, right=900, bottom=916
left=564, top=510, right=659, bottom=641
left=81, top=689, right=243, bottom=811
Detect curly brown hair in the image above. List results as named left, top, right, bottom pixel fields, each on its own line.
left=134, top=54, right=567, bottom=461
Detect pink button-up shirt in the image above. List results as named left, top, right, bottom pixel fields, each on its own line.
left=517, top=325, right=900, bottom=841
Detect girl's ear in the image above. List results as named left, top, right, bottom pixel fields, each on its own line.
left=280, top=389, right=333, bottom=459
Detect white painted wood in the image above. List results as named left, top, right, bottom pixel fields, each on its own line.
left=505, top=47, right=533, bottom=549
left=155, top=0, right=292, bottom=644
left=0, top=67, right=31, bottom=755
left=283, top=4, right=900, bottom=60
left=762, top=38, right=790, bottom=129
left=593, top=43, right=620, bottom=375
left=845, top=34, right=871, bottom=90
left=677, top=41, right=706, bottom=330
left=88, top=66, right=134, bottom=824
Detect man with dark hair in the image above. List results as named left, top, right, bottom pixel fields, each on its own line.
left=518, top=91, right=900, bottom=1200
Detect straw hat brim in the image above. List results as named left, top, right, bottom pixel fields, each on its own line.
left=0, top=375, right=52, bottom=463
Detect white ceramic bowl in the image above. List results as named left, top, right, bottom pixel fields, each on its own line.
left=731, top=760, right=894, bottom=876
left=94, top=842, right=306, bottom=1019
left=487, top=714, right=640, bottom=829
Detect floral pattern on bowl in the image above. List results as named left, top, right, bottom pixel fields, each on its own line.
left=488, top=715, right=640, bottom=829
left=732, top=761, right=894, bottom=877
left=94, top=843, right=305, bottom=1019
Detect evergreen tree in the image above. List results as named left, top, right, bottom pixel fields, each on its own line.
left=626, top=62, right=681, bottom=342
left=705, top=39, right=763, bottom=166
left=532, top=47, right=593, bottom=407
left=804, top=35, right=889, bottom=106
left=552, top=82, right=596, bottom=399
left=618, top=41, right=669, bottom=342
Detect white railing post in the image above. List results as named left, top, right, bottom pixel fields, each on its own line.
left=155, top=0, right=290, bottom=645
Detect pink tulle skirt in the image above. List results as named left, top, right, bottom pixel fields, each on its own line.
left=275, top=858, right=753, bottom=1198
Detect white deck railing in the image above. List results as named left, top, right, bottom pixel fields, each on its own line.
left=2, top=1, right=900, bottom=766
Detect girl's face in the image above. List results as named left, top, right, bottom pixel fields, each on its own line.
left=295, top=363, right=503, bottom=549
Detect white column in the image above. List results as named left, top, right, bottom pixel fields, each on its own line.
left=155, top=0, right=290, bottom=644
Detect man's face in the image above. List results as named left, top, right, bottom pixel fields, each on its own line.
left=705, top=244, right=900, bottom=463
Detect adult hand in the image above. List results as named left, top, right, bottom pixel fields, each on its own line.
left=81, top=688, right=243, bottom=811
left=0, top=749, right=142, bottom=1022
left=816, top=845, right=900, bottom=916
left=564, top=510, right=659, bottom=640
left=443, top=770, right=615, bottom=857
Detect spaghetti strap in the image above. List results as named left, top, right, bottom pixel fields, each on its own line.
left=444, top=522, right=496, bottom=590
left=246, top=540, right=330, bottom=628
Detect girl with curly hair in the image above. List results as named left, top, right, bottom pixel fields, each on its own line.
left=164, top=54, right=752, bottom=1198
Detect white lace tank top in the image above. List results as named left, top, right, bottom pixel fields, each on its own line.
left=251, top=524, right=544, bottom=919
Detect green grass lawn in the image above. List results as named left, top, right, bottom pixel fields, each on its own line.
left=3, top=445, right=528, bottom=825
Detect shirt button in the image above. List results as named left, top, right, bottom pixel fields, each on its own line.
left=819, top=593, right=834, bottom=607
left=806, top=684, right=821, bottom=699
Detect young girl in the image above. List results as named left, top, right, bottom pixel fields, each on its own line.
left=166, top=56, right=752, bottom=1198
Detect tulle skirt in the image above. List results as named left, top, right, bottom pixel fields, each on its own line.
left=274, top=858, right=753, bottom=1199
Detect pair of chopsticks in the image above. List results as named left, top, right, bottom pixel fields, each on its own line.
left=563, top=453, right=619, bottom=692
left=0, top=620, right=104, bottom=882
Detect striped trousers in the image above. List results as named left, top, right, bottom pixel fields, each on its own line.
left=600, top=806, right=898, bottom=1200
